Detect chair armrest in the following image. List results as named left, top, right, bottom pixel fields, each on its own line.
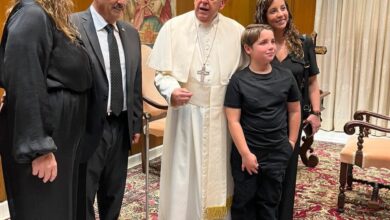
left=142, top=110, right=167, bottom=123
left=143, top=95, right=168, bottom=122
left=315, top=46, right=327, bottom=55
left=143, top=96, right=168, bottom=110
left=344, top=120, right=390, bottom=135
left=310, top=31, right=327, bottom=55
left=353, top=110, right=390, bottom=121
left=320, top=91, right=330, bottom=99
left=143, top=111, right=166, bottom=120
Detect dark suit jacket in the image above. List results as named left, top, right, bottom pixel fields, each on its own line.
left=71, top=9, right=143, bottom=162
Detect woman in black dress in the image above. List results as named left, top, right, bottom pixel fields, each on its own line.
left=255, top=0, right=321, bottom=219
left=0, top=0, right=92, bottom=219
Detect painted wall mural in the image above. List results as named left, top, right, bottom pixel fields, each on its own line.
left=124, top=0, right=176, bottom=46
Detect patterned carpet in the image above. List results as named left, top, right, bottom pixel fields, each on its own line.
left=115, top=141, right=390, bottom=220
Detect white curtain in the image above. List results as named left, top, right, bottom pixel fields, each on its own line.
left=314, top=0, right=390, bottom=135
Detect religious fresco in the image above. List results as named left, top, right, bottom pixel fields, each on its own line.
left=124, top=0, right=176, bottom=46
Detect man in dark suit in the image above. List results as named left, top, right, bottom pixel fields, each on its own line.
left=71, top=0, right=143, bottom=219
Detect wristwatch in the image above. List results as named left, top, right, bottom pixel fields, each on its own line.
left=311, top=111, right=321, bottom=117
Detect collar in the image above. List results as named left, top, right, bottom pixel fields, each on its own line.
left=90, top=5, right=119, bottom=32
left=21, top=0, right=34, bottom=3
left=21, top=0, right=35, bottom=6
left=194, top=12, right=220, bottom=29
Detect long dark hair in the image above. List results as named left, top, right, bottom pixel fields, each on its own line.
left=254, top=0, right=303, bottom=59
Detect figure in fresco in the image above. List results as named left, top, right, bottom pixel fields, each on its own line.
left=124, top=0, right=174, bottom=46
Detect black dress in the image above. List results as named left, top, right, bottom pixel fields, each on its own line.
left=0, top=1, right=92, bottom=219
left=272, top=37, right=319, bottom=220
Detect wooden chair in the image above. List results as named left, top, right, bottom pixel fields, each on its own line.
left=299, top=89, right=330, bottom=167
left=337, top=110, right=390, bottom=212
left=299, top=31, right=330, bottom=167
left=311, top=31, right=327, bottom=55
left=141, top=45, right=168, bottom=173
left=141, top=44, right=168, bottom=219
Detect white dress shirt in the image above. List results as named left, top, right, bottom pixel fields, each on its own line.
left=90, top=5, right=127, bottom=113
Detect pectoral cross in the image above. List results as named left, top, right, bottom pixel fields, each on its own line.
left=197, top=65, right=210, bottom=83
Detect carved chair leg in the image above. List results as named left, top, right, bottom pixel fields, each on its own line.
left=300, top=134, right=319, bottom=167
left=368, top=183, right=380, bottom=209
left=346, top=164, right=353, bottom=190
left=338, top=162, right=348, bottom=213
left=142, top=138, right=147, bottom=173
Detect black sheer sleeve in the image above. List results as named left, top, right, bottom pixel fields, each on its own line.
left=3, top=5, right=57, bottom=163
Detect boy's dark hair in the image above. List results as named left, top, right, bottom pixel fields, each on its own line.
left=241, top=24, right=273, bottom=48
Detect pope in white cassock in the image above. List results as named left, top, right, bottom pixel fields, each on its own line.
left=148, top=0, right=247, bottom=219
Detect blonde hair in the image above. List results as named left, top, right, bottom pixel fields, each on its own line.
left=6, top=0, right=77, bottom=42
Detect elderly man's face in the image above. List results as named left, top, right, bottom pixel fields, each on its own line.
left=93, top=0, right=127, bottom=24
left=194, top=0, right=225, bottom=23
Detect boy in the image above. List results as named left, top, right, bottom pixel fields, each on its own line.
left=224, top=24, right=301, bottom=220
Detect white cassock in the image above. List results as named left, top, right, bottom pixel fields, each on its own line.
left=148, top=11, right=247, bottom=220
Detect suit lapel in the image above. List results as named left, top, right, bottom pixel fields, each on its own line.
left=81, top=10, right=106, bottom=73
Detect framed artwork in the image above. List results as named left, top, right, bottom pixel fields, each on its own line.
left=124, top=0, right=176, bottom=46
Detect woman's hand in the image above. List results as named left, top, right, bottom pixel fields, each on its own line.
left=305, top=114, right=321, bottom=134
left=32, top=152, right=57, bottom=183
left=241, top=152, right=259, bottom=175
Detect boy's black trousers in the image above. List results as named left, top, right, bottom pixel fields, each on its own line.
left=230, top=142, right=293, bottom=220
